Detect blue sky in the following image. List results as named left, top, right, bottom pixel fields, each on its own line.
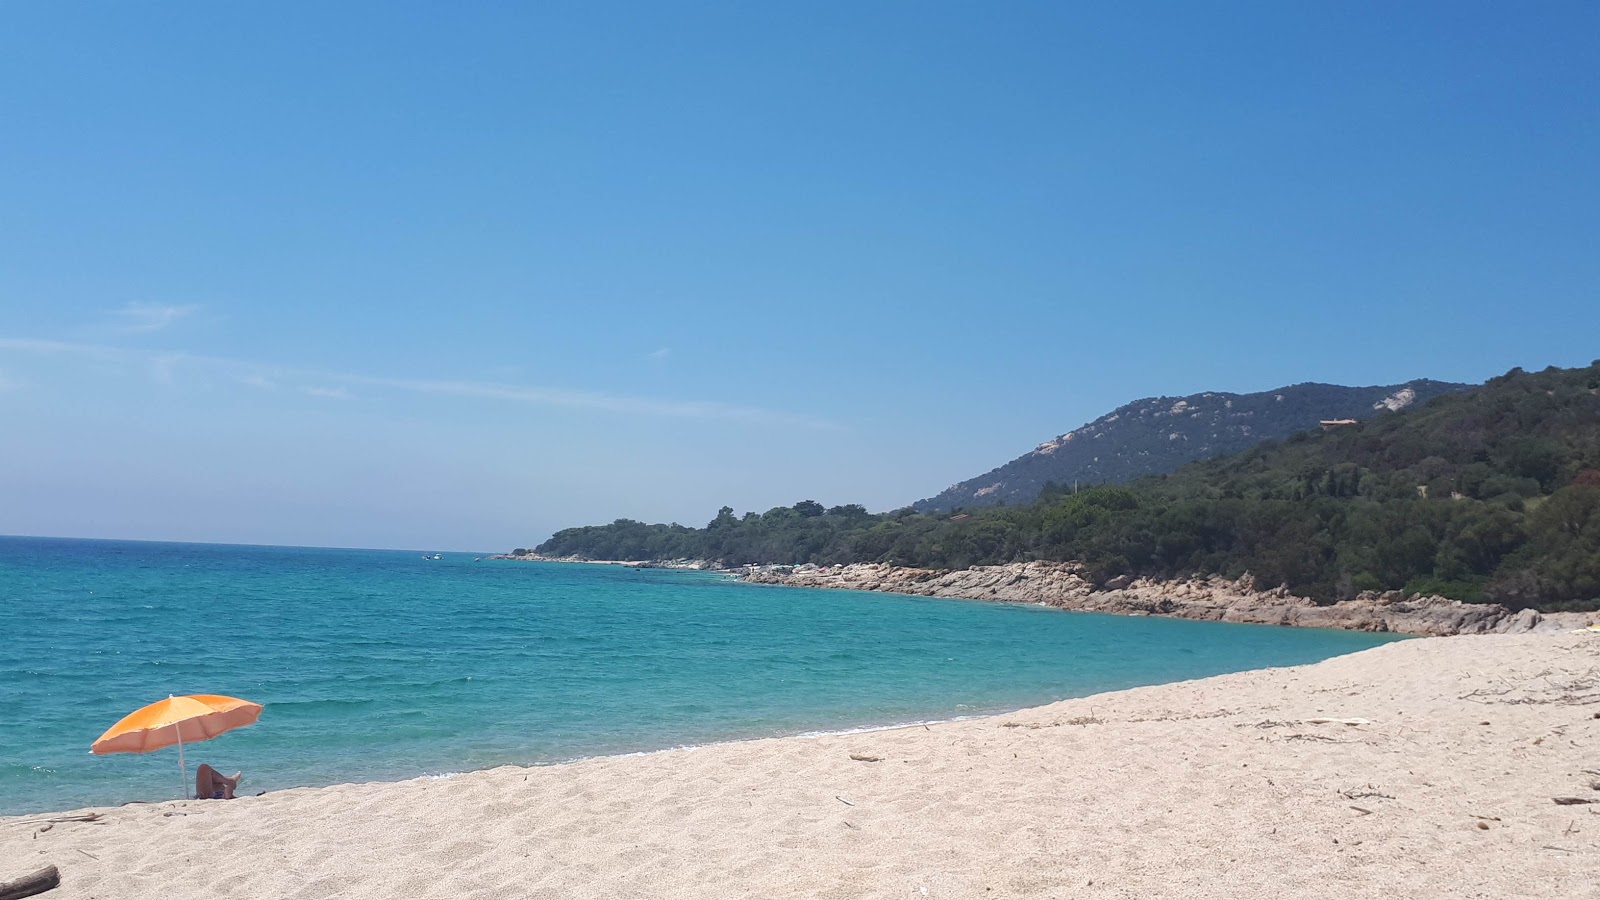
left=1, top=2, right=1596, bottom=550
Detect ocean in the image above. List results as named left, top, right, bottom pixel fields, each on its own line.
left=0, top=536, right=1404, bottom=815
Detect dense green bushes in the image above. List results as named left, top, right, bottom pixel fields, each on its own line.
left=538, top=362, right=1600, bottom=611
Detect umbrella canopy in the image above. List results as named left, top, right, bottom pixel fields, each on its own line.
left=91, top=694, right=262, bottom=755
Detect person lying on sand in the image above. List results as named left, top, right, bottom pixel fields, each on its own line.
left=194, top=764, right=242, bottom=800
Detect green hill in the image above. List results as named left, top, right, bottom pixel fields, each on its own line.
left=912, top=379, right=1469, bottom=512
left=534, top=362, right=1600, bottom=611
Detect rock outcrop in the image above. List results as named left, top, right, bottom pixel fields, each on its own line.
left=737, top=561, right=1599, bottom=637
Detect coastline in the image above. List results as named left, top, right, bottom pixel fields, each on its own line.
left=485, top=552, right=717, bottom=570
left=736, top=561, right=1600, bottom=637
left=492, top=554, right=1600, bottom=637
left=7, top=632, right=1595, bottom=898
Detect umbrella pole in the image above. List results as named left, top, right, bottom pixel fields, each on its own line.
left=176, top=727, right=189, bottom=800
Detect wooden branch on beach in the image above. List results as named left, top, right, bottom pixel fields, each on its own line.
left=849, top=754, right=883, bottom=762
left=6, top=814, right=102, bottom=831
left=0, top=865, right=60, bottom=900
left=1552, top=797, right=1598, bottom=805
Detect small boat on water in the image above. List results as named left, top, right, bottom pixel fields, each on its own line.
left=421, top=553, right=443, bottom=560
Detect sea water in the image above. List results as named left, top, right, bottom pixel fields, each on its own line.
left=0, top=537, right=1404, bottom=815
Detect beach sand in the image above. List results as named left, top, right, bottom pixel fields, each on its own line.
left=4, top=633, right=1596, bottom=899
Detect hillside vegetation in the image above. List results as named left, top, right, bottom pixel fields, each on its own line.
left=534, top=363, right=1600, bottom=611
left=913, top=379, right=1468, bottom=512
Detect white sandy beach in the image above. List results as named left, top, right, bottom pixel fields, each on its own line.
left=4, top=633, right=1597, bottom=899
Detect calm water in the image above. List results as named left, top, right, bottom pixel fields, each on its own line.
left=0, top=537, right=1403, bottom=815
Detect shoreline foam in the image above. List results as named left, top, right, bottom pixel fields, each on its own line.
left=6, top=633, right=1595, bottom=898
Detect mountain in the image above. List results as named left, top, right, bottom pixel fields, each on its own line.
left=533, top=361, right=1600, bottom=610
left=912, top=379, right=1471, bottom=513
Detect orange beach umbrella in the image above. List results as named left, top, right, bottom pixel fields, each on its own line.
left=92, top=694, right=263, bottom=798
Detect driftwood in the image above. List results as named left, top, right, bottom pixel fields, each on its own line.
left=849, top=754, right=883, bottom=763
left=5, top=814, right=101, bottom=831
left=0, top=865, right=60, bottom=900
left=1552, top=797, right=1598, bottom=805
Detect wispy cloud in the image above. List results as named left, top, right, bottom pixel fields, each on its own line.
left=0, top=337, right=131, bottom=359
left=0, top=337, right=840, bottom=429
left=111, top=302, right=200, bottom=334
left=647, top=347, right=671, bottom=361
left=335, top=374, right=837, bottom=427
left=150, top=353, right=184, bottom=385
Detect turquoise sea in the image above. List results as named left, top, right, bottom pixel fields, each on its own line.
left=0, top=537, right=1404, bottom=815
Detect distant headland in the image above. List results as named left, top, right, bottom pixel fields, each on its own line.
left=515, top=362, right=1600, bottom=625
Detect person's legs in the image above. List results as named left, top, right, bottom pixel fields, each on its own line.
left=195, top=763, right=219, bottom=799
left=194, top=764, right=242, bottom=799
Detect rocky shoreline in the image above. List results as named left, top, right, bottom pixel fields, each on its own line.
left=736, top=561, right=1600, bottom=637
left=493, top=552, right=1598, bottom=636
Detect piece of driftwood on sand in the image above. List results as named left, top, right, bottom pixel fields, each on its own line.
left=0, top=865, right=60, bottom=900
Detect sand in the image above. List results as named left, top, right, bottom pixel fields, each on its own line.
left=5, top=633, right=1597, bottom=899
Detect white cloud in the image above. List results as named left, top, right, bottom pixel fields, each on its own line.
left=112, top=302, right=200, bottom=333
left=340, top=374, right=837, bottom=428
left=0, top=337, right=840, bottom=429
left=149, top=353, right=184, bottom=385
left=0, top=337, right=130, bottom=359
left=647, top=347, right=671, bottom=361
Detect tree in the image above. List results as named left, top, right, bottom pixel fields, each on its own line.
left=708, top=506, right=738, bottom=529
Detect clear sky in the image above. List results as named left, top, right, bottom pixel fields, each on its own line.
left=1, top=2, right=1596, bottom=551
